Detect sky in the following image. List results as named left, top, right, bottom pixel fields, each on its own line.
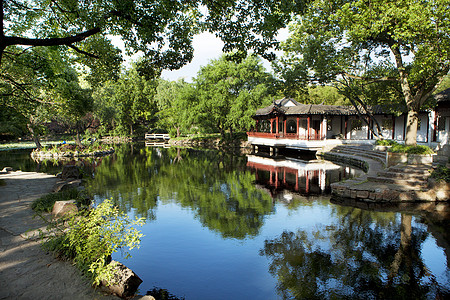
left=112, top=29, right=289, bottom=82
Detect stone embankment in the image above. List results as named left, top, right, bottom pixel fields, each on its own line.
left=321, top=145, right=449, bottom=202
left=169, top=137, right=251, bottom=151
left=31, top=148, right=115, bottom=159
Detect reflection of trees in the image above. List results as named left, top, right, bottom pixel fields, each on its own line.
left=261, top=208, right=448, bottom=299
left=154, top=149, right=274, bottom=239
left=86, top=145, right=162, bottom=220
left=87, top=145, right=274, bottom=238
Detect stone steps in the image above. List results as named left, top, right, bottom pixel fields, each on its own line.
left=367, top=176, right=427, bottom=187
left=328, top=147, right=386, bottom=166
left=376, top=171, right=428, bottom=180
left=332, top=145, right=386, bottom=159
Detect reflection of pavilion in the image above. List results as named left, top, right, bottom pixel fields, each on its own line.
left=247, top=154, right=360, bottom=198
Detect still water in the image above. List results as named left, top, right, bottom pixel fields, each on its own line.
left=2, top=144, right=449, bottom=299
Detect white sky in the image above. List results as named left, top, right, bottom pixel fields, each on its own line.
left=111, top=29, right=289, bottom=82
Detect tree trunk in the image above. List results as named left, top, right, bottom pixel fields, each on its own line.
left=390, top=44, right=417, bottom=145
left=176, top=126, right=180, bottom=138
left=27, top=123, right=42, bottom=150
left=405, top=110, right=419, bottom=146
left=130, top=123, right=134, bottom=136
left=75, top=130, right=83, bottom=148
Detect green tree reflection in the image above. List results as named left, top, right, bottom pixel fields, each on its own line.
left=87, top=145, right=274, bottom=239
left=261, top=208, right=448, bottom=299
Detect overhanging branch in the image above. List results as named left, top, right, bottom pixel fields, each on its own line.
left=2, top=27, right=100, bottom=48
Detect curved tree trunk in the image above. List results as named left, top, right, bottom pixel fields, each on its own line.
left=27, top=123, right=42, bottom=150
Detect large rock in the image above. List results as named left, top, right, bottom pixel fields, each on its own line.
left=102, top=261, right=143, bottom=298
left=52, top=200, right=78, bottom=218
left=61, top=165, right=82, bottom=180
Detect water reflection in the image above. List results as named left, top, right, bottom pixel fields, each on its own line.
left=3, top=145, right=448, bottom=299
left=88, top=146, right=273, bottom=239
left=261, top=202, right=450, bottom=299
left=247, top=154, right=362, bottom=198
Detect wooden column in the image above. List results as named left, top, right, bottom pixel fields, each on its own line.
left=307, top=116, right=311, bottom=140
left=255, top=120, right=259, bottom=132
left=269, top=118, right=273, bottom=133
left=276, top=116, right=279, bottom=134
left=305, top=170, right=309, bottom=194
left=283, top=118, right=286, bottom=136
left=296, top=116, right=300, bottom=139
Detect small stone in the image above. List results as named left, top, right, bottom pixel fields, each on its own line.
left=52, top=200, right=78, bottom=218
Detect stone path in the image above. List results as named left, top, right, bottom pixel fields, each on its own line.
left=324, top=145, right=448, bottom=202
left=0, top=171, right=118, bottom=300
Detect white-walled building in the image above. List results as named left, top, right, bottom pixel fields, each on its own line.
left=247, top=89, right=450, bottom=151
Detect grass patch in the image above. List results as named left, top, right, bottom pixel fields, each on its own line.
left=389, top=144, right=434, bottom=155
left=431, top=165, right=450, bottom=183
left=31, top=188, right=87, bottom=213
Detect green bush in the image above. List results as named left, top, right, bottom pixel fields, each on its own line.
left=31, top=188, right=87, bottom=212
left=431, top=165, right=450, bottom=183
left=43, top=199, right=144, bottom=285
left=388, top=144, right=434, bottom=155
left=375, top=139, right=398, bottom=146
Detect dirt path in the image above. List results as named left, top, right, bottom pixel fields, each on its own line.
left=0, top=171, right=118, bottom=300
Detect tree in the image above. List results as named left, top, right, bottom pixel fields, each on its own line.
left=154, top=79, right=193, bottom=137
left=1, top=0, right=303, bottom=70
left=50, top=68, right=94, bottom=146
left=280, top=0, right=450, bottom=145
left=112, top=66, right=157, bottom=136
left=194, top=54, right=274, bottom=138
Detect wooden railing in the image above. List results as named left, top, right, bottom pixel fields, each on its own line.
left=145, top=133, right=170, bottom=140
left=247, top=131, right=325, bottom=140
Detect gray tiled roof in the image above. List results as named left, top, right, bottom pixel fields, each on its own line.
left=434, top=88, right=450, bottom=103
left=254, top=98, right=384, bottom=116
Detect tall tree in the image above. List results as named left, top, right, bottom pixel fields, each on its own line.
left=112, top=66, right=157, bottom=136
left=280, top=0, right=450, bottom=145
left=194, top=54, right=274, bottom=138
left=154, top=79, right=193, bottom=137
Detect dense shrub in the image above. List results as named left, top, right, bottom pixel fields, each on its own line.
left=389, top=144, right=434, bottom=155
left=431, top=165, right=450, bottom=183
left=43, top=199, right=144, bottom=285
left=375, top=139, right=398, bottom=146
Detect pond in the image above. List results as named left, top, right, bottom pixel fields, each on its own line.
left=3, top=144, right=449, bottom=299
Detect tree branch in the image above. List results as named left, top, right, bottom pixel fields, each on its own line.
left=68, top=44, right=99, bottom=58
left=3, top=27, right=100, bottom=48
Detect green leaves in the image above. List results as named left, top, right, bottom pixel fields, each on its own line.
left=44, top=198, right=145, bottom=286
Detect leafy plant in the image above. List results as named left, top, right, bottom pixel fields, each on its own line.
left=388, top=144, right=434, bottom=155
left=375, top=139, right=398, bottom=146
left=31, top=188, right=87, bottom=212
left=431, top=165, right=450, bottom=183
left=43, top=199, right=144, bottom=285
